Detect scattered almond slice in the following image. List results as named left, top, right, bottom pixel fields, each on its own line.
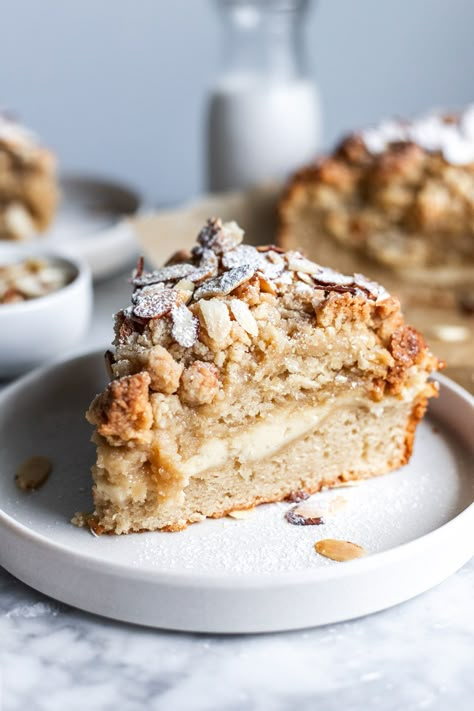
left=326, top=495, right=348, bottom=514
left=15, top=456, right=52, bottom=491
left=428, top=325, right=470, bottom=343
left=286, top=495, right=348, bottom=525
left=227, top=508, right=254, bottom=520
left=286, top=508, right=324, bottom=526
left=315, top=539, right=367, bottom=562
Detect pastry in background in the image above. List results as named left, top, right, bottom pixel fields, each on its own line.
left=0, top=114, right=58, bottom=241
left=81, top=218, right=439, bottom=534
left=279, top=107, right=474, bottom=305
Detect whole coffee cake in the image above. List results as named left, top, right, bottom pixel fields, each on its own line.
left=0, top=114, right=58, bottom=241
left=280, top=107, right=474, bottom=299
left=83, top=218, right=440, bottom=534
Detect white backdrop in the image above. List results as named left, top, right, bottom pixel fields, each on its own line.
left=0, top=0, right=473, bottom=203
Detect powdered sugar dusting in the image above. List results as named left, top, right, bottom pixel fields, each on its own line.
left=132, top=287, right=177, bottom=319
left=171, top=304, right=199, bottom=347
left=125, top=418, right=472, bottom=575
left=194, top=263, right=256, bottom=299
left=361, top=105, right=474, bottom=165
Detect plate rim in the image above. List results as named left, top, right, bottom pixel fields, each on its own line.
left=0, top=349, right=473, bottom=588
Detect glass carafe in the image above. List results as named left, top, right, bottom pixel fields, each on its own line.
left=206, top=0, right=322, bottom=192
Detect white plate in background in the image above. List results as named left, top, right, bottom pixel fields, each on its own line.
left=8, top=175, right=141, bottom=280
left=0, top=351, right=472, bottom=633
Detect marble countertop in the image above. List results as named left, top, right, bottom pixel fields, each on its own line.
left=1, top=270, right=473, bottom=711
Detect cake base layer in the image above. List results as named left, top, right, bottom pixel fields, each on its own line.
left=88, top=390, right=429, bottom=534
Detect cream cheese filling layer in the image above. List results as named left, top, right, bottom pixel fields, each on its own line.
left=181, top=397, right=359, bottom=478
left=179, top=380, right=429, bottom=479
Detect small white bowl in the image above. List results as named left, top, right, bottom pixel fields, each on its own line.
left=0, top=246, right=92, bottom=378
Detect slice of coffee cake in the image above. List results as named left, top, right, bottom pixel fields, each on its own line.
left=84, top=218, right=440, bottom=534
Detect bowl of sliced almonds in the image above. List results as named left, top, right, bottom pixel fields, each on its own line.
left=0, top=246, right=92, bottom=377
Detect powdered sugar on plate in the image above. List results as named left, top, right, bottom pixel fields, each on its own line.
left=126, top=417, right=472, bottom=575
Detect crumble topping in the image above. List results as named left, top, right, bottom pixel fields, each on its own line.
left=124, top=217, right=392, bottom=354
left=85, top=217, right=441, bottom=465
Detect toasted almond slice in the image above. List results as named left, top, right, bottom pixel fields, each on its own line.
left=286, top=509, right=324, bottom=526
left=198, top=298, right=231, bottom=344
left=286, top=252, right=320, bottom=274
left=296, top=271, right=314, bottom=285
left=229, top=299, right=259, bottom=337
left=227, top=508, right=254, bottom=519
left=315, top=539, right=367, bottom=562
left=174, top=279, right=195, bottom=304
left=15, top=456, right=52, bottom=491
left=258, top=274, right=277, bottom=295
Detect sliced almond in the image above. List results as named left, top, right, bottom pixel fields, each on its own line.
left=286, top=252, right=320, bottom=274
left=258, top=274, right=277, bottom=295
left=198, top=298, right=231, bottom=345
left=174, top=279, right=195, bottom=304
left=194, top=264, right=255, bottom=299
left=227, top=508, right=254, bottom=520
left=15, top=456, right=52, bottom=491
left=314, top=539, right=367, bottom=562
left=296, top=271, right=314, bottom=286
left=229, top=299, right=259, bottom=337
left=286, top=508, right=324, bottom=526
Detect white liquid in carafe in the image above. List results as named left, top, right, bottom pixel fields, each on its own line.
left=206, top=76, right=321, bottom=192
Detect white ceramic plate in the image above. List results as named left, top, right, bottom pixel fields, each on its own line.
left=0, top=351, right=472, bottom=633
left=36, top=175, right=140, bottom=280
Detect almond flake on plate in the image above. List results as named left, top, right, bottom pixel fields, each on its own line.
left=15, top=456, right=52, bottom=491
left=314, top=539, right=367, bottom=562
left=286, top=508, right=324, bottom=526
left=227, top=508, right=254, bottom=519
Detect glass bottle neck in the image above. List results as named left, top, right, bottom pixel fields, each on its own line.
left=215, top=0, right=310, bottom=82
